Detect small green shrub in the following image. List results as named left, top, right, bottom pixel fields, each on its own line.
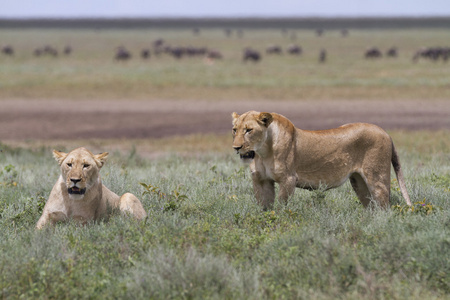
left=392, top=199, right=440, bottom=216
left=140, top=182, right=188, bottom=212
left=0, top=164, right=18, bottom=186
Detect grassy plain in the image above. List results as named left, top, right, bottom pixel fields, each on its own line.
left=0, top=132, right=449, bottom=299
left=1, top=27, right=450, bottom=100
left=0, top=24, right=449, bottom=299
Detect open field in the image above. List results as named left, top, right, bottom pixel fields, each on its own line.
left=0, top=23, right=449, bottom=299
left=2, top=26, right=450, bottom=102
left=0, top=133, right=449, bottom=299
left=1, top=26, right=449, bottom=143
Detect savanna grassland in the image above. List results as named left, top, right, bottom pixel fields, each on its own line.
left=2, top=21, right=450, bottom=101
left=0, top=19, right=449, bottom=299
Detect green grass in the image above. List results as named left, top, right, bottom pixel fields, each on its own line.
left=0, top=131, right=449, bottom=299
left=2, top=28, right=450, bottom=100
left=0, top=26, right=449, bottom=299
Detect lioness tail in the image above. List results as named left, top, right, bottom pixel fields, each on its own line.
left=391, top=141, right=412, bottom=206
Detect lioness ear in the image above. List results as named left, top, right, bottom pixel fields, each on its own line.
left=53, top=150, right=68, bottom=165
left=94, top=152, right=109, bottom=168
left=231, top=112, right=240, bottom=125
left=257, top=112, right=273, bottom=127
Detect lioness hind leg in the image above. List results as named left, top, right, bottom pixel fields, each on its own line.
left=366, top=177, right=391, bottom=208
left=119, top=193, right=147, bottom=219
left=350, top=173, right=390, bottom=208
left=349, top=173, right=372, bottom=207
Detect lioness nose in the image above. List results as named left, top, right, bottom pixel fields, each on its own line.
left=233, top=145, right=243, bottom=151
left=70, top=178, right=81, bottom=184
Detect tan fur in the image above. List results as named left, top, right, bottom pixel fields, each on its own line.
left=36, top=147, right=147, bottom=229
left=232, top=111, right=412, bottom=209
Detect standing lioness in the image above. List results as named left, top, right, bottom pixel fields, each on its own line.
left=36, top=147, right=147, bottom=229
left=232, top=111, right=412, bottom=209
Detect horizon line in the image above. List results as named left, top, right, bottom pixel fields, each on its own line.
left=1, top=15, right=450, bottom=20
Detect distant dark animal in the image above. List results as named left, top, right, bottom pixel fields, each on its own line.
left=32, top=45, right=60, bottom=57
left=287, top=45, right=302, bottom=55
left=243, top=48, right=261, bottom=62
left=206, top=50, right=223, bottom=60
left=170, top=47, right=184, bottom=59
left=316, top=29, right=324, bottom=37
left=152, top=39, right=165, bottom=56
left=44, top=45, right=58, bottom=57
left=341, top=29, right=349, bottom=37
left=439, top=47, right=450, bottom=61
left=141, top=49, right=150, bottom=59
left=186, top=47, right=207, bottom=56
left=34, top=48, right=42, bottom=56
left=1, top=45, right=14, bottom=55
left=319, top=49, right=326, bottom=63
left=266, top=45, right=282, bottom=55
left=63, top=46, right=72, bottom=55
left=386, top=47, right=398, bottom=57
left=365, top=47, right=382, bottom=59
left=153, top=39, right=164, bottom=48
left=163, top=45, right=208, bottom=59
left=163, top=46, right=172, bottom=55
left=413, top=48, right=436, bottom=62
left=115, top=47, right=131, bottom=60
left=412, top=48, right=425, bottom=62
left=224, top=29, right=232, bottom=37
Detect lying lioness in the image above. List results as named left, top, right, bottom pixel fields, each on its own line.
left=232, top=111, right=412, bottom=209
left=36, top=147, right=147, bottom=229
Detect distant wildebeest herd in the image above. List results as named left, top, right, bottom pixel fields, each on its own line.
left=1, top=29, right=449, bottom=64
left=412, top=46, right=450, bottom=62
left=363, top=46, right=450, bottom=62
left=0, top=45, right=72, bottom=57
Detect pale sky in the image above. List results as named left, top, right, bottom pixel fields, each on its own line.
left=1, top=0, right=450, bottom=18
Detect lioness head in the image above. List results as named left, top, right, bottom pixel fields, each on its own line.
left=53, top=147, right=108, bottom=199
left=231, top=111, right=273, bottom=162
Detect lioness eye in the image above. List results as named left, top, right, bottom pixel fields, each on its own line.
left=232, top=128, right=237, bottom=134
left=67, top=163, right=72, bottom=167
left=83, top=164, right=90, bottom=169
left=245, top=128, right=253, bottom=134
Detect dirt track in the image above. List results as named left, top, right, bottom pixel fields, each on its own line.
left=1, top=98, right=449, bottom=141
